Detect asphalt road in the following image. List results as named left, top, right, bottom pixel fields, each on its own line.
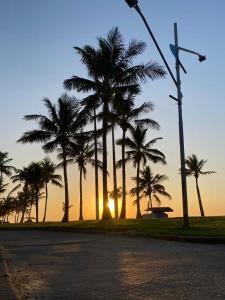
left=0, top=230, right=225, bottom=300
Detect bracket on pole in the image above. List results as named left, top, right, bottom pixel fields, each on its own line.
left=170, top=44, right=187, bottom=74
left=169, top=95, right=179, bottom=102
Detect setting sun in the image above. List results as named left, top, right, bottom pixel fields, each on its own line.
left=108, top=199, right=115, bottom=215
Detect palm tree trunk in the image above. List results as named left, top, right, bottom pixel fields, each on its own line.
left=18, top=213, right=20, bottom=223
left=94, top=107, right=99, bottom=220
left=43, top=182, right=48, bottom=222
left=102, top=103, right=112, bottom=220
left=112, top=125, right=118, bottom=219
left=20, top=209, right=25, bottom=223
left=149, top=193, right=153, bottom=209
left=195, top=177, right=205, bottom=217
left=28, top=203, right=32, bottom=219
left=136, top=160, right=142, bottom=219
left=79, top=168, right=83, bottom=220
left=35, top=186, right=39, bottom=223
left=61, top=148, right=69, bottom=222
left=120, top=129, right=126, bottom=219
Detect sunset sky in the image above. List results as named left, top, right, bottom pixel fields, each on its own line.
left=0, top=0, right=225, bottom=221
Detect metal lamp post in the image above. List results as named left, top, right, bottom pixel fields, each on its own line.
left=124, top=0, right=206, bottom=228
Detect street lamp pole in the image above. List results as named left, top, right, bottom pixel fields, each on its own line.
left=174, top=23, right=189, bottom=228
left=124, top=0, right=206, bottom=228
left=124, top=0, right=189, bottom=227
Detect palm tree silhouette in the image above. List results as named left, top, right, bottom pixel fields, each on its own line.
left=18, top=94, right=85, bottom=222
left=0, top=151, right=15, bottom=187
left=130, top=166, right=171, bottom=210
left=80, top=94, right=101, bottom=220
left=11, top=167, right=31, bottom=203
left=12, top=163, right=44, bottom=223
left=14, top=187, right=34, bottom=223
left=66, top=134, right=102, bottom=220
left=23, top=162, right=44, bottom=223
left=64, top=27, right=166, bottom=220
left=123, top=125, right=166, bottom=218
left=41, top=157, right=63, bottom=222
left=0, top=177, right=8, bottom=195
left=185, top=154, right=215, bottom=217
left=0, top=194, right=15, bottom=223
left=108, top=187, right=122, bottom=218
left=116, top=96, right=159, bottom=219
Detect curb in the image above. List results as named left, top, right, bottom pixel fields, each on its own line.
left=0, top=246, right=21, bottom=300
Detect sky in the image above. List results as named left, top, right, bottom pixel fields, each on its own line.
left=0, top=0, right=225, bottom=221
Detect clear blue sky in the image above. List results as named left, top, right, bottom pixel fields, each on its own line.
left=0, top=0, right=224, bottom=219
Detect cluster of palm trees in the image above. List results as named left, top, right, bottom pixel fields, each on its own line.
left=130, top=166, right=172, bottom=210
left=0, top=154, right=62, bottom=223
left=0, top=28, right=215, bottom=223
left=16, top=27, right=172, bottom=222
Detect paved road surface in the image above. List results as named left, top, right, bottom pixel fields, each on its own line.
left=0, top=230, right=225, bottom=300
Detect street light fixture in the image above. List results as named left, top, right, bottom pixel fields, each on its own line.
left=124, top=0, right=206, bottom=228
left=178, top=46, right=206, bottom=62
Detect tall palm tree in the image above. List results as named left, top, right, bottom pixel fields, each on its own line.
left=64, top=27, right=166, bottom=220
left=17, top=94, right=85, bottom=222
left=130, top=166, right=171, bottom=210
left=66, top=135, right=102, bottom=220
left=0, top=151, right=15, bottom=184
left=41, top=157, right=63, bottom=222
left=116, top=96, right=159, bottom=219
left=111, top=123, right=119, bottom=218
left=123, top=125, right=166, bottom=218
left=185, top=154, right=215, bottom=217
left=79, top=94, right=101, bottom=220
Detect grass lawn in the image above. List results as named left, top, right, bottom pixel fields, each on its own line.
left=1, top=217, right=225, bottom=240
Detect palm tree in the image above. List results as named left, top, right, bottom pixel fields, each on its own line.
left=123, top=125, right=166, bottom=218
left=41, top=157, right=63, bottom=222
left=79, top=94, right=101, bottom=220
left=0, top=177, right=8, bottom=195
left=111, top=123, right=119, bottom=218
left=130, top=166, right=171, bottom=210
left=12, top=165, right=48, bottom=223
left=64, top=27, right=166, bottom=220
left=0, top=151, right=15, bottom=184
left=11, top=167, right=30, bottom=193
left=116, top=96, right=159, bottom=219
left=66, top=135, right=102, bottom=220
left=0, top=194, right=15, bottom=222
left=15, top=187, right=33, bottom=223
left=185, top=154, right=215, bottom=217
left=17, top=94, right=85, bottom=222
left=23, top=162, right=44, bottom=223
left=108, top=187, right=122, bottom=218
